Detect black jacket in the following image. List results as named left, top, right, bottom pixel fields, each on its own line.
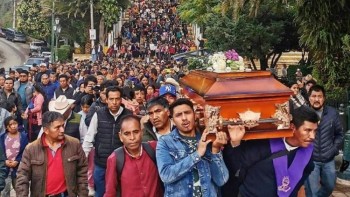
left=94, top=107, right=132, bottom=167
left=0, top=140, right=7, bottom=191
left=312, top=106, right=344, bottom=162
left=54, top=86, right=75, bottom=99
left=65, top=112, right=82, bottom=140
left=84, top=98, right=106, bottom=126
left=222, top=139, right=314, bottom=197
left=0, top=89, right=23, bottom=113
left=142, top=121, right=158, bottom=142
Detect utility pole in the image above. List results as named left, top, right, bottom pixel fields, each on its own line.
left=50, top=0, right=55, bottom=62
left=12, top=0, right=16, bottom=29
left=90, top=0, right=94, bottom=49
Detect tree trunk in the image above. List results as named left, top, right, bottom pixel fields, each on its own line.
left=260, top=57, right=268, bottom=70
left=250, top=58, right=257, bottom=70
left=99, top=17, right=105, bottom=46
left=270, top=52, right=282, bottom=68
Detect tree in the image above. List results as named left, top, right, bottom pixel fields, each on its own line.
left=178, top=0, right=221, bottom=26
left=17, top=0, right=50, bottom=39
left=220, top=0, right=350, bottom=99
left=296, top=0, right=350, bottom=99
left=204, top=1, right=299, bottom=70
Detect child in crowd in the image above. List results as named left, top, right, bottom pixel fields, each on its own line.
left=0, top=117, right=28, bottom=197
left=78, top=95, right=95, bottom=196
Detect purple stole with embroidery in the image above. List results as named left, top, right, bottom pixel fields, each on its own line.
left=269, top=138, right=313, bottom=197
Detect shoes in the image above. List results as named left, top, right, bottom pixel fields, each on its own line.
left=88, top=186, right=95, bottom=196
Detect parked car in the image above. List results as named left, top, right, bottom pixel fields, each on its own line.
left=0, top=28, right=6, bottom=38
left=11, top=65, right=31, bottom=72
left=23, top=57, right=45, bottom=68
left=41, top=51, right=51, bottom=59
left=5, top=28, right=26, bottom=43
left=30, top=41, right=47, bottom=52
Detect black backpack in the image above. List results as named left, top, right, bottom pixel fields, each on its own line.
left=114, top=142, right=157, bottom=197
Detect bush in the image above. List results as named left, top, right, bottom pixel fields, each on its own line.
left=56, top=45, right=72, bottom=61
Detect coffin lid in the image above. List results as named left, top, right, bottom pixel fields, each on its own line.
left=180, top=70, right=292, bottom=100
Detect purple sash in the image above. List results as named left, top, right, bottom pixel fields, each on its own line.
left=270, top=139, right=313, bottom=197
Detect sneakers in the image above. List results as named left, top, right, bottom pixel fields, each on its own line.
left=88, top=186, right=95, bottom=196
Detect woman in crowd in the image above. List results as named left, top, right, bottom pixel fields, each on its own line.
left=146, top=84, right=158, bottom=101
left=139, top=75, right=149, bottom=88
left=289, top=81, right=307, bottom=114
left=23, top=84, right=45, bottom=141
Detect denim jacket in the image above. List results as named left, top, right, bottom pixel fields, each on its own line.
left=156, top=128, right=229, bottom=197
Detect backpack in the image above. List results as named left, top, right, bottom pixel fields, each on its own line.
left=114, top=142, right=157, bottom=197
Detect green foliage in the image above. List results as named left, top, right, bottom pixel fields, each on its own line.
left=296, top=0, right=350, bottom=100
left=204, top=2, right=299, bottom=70
left=221, top=0, right=293, bottom=20
left=99, top=0, right=121, bottom=27
left=178, top=0, right=221, bottom=26
left=57, top=45, right=72, bottom=61
left=0, top=0, right=13, bottom=27
left=59, top=19, right=89, bottom=47
left=17, top=0, right=50, bottom=40
left=187, top=57, right=210, bottom=70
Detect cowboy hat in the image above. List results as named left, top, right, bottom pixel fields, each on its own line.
left=49, top=95, right=75, bottom=114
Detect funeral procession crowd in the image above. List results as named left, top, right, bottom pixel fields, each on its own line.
left=0, top=0, right=345, bottom=197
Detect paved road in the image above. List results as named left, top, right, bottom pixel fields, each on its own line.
left=0, top=38, right=29, bottom=70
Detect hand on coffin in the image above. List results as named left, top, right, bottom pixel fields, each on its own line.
left=212, top=131, right=228, bottom=154
left=197, top=129, right=212, bottom=157
left=228, top=125, right=245, bottom=147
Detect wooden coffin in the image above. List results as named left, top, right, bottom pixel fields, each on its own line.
left=179, top=70, right=293, bottom=140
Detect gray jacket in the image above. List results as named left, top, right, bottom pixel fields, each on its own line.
left=0, top=108, right=10, bottom=134
left=13, top=81, right=33, bottom=108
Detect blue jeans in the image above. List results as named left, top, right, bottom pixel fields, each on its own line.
left=93, top=164, right=106, bottom=197
left=305, top=160, right=336, bottom=197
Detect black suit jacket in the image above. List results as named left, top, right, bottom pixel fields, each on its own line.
left=222, top=139, right=314, bottom=197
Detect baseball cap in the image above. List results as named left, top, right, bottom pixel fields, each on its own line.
left=159, top=84, right=176, bottom=97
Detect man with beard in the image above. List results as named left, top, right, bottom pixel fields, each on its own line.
left=305, top=85, right=344, bottom=197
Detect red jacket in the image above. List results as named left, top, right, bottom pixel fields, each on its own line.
left=104, top=141, right=163, bottom=197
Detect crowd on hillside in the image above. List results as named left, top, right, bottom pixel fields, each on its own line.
left=95, top=0, right=198, bottom=63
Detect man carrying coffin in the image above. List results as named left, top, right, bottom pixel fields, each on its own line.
left=222, top=106, right=319, bottom=197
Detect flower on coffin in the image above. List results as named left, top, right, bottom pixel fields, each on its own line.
left=208, top=52, right=227, bottom=72
left=225, top=49, right=245, bottom=71
left=225, top=49, right=239, bottom=61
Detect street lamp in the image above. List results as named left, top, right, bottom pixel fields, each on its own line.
left=50, top=0, right=55, bottom=62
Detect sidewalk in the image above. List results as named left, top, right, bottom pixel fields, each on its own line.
left=332, top=179, right=350, bottom=197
